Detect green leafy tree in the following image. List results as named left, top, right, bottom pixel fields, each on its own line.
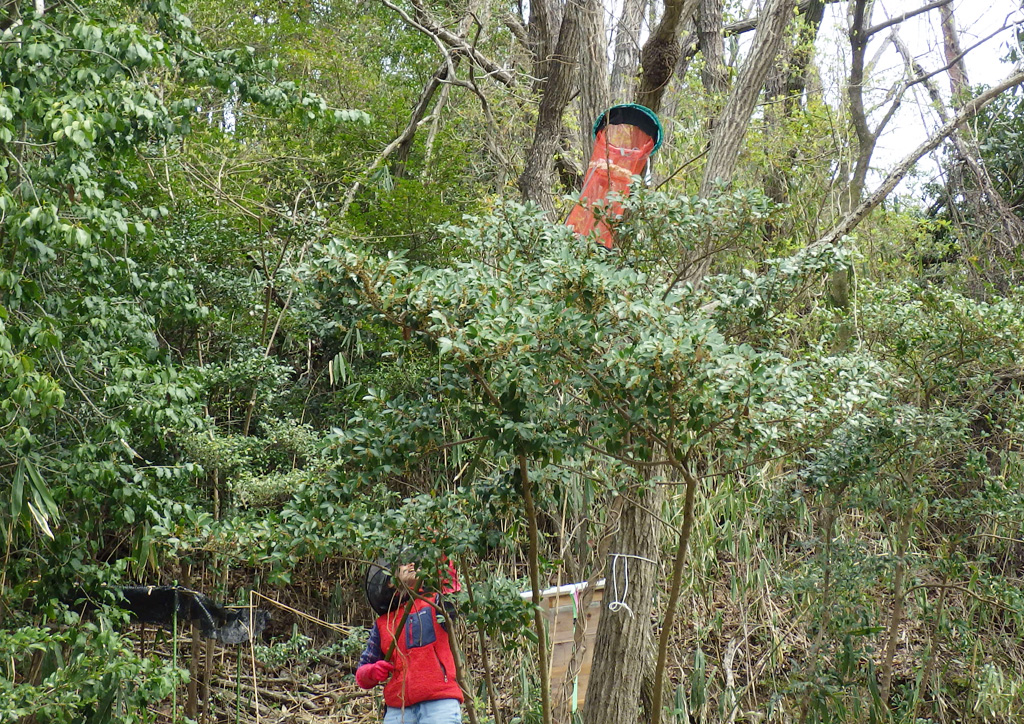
left=0, top=0, right=366, bottom=718
left=308, top=195, right=879, bottom=724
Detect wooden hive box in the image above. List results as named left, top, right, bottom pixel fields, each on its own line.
left=522, top=580, right=605, bottom=722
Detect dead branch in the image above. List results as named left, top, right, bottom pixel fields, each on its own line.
left=864, top=0, right=954, bottom=39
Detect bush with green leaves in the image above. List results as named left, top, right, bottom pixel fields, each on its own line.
left=0, top=0, right=368, bottom=715
left=0, top=608, right=183, bottom=724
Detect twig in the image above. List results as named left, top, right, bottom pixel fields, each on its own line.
left=650, top=458, right=699, bottom=724
left=250, top=590, right=358, bottom=635
left=520, top=450, right=553, bottom=724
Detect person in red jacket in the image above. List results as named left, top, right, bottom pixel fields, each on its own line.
left=356, top=562, right=463, bottom=724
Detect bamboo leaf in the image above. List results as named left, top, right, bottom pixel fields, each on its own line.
left=25, top=457, right=59, bottom=520
left=10, top=458, right=25, bottom=519
left=27, top=500, right=54, bottom=540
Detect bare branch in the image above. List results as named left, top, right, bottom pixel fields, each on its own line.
left=339, top=59, right=450, bottom=215
left=382, top=0, right=516, bottom=87
left=864, top=0, right=953, bottom=39
left=816, top=68, right=1024, bottom=248
left=726, top=0, right=839, bottom=35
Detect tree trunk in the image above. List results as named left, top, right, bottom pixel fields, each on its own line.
left=611, top=0, right=646, bottom=102
left=580, top=484, right=664, bottom=724
left=518, top=0, right=585, bottom=210
left=578, top=0, right=611, bottom=162
left=554, top=493, right=623, bottom=724
left=939, top=4, right=968, bottom=98
left=844, top=0, right=876, bottom=214
left=878, top=515, right=912, bottom=707
left=636, top=0, right=703, bottom=114
left=697, top=0, right=728, bottom=97
left=698, top=0, right=798, bottom=197
left=649, top=467, right=699, bottom=724
left=528, top=0, right=560, bottom=91
left=521, top=453, right=554, bottom=724
left=698, top=0, right=797, bottom=193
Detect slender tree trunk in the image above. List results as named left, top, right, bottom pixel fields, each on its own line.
left=444, top=616, right=482, bottom=724
left=879, top=515, right=912, bottom=707
left=939, top=4, right=968, bottom=98
left=187, top=621, right=201, bottom=719
left=465, top=575, right=504, bottom=724
left=611, top=0, right=646, bottom=102
left=827, top=0, right=875, bottom=319
left=520, top=452, right=553, bottom=724
left=939, top=4, right=1024, bottom=270
left=395, top=0, right=493, bottom=177
left=843, top=0, right=956, bottom=215
left=554, top=494, right=624, bottom=724
left=844, top=0, right=876, bottom=214
left=699, top=0, right=798, bottom=197
left=798, top=503, right=838, bottom=724
left=201, top=638, right=215, bottom=724
left=649, top=467, right=699, bottom=724
left=911, top=575, right=948, bottom=722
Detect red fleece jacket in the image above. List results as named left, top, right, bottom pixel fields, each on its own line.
left=356, top=594, right=463, bottom=708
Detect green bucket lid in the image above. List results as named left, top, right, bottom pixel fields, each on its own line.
left=592, top=104, right=664, bottom=153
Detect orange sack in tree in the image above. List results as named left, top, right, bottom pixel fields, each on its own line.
left=566, top=104, right=663, bottom=250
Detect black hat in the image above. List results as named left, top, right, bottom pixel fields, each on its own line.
left=364, top=558, right=406, bottom=616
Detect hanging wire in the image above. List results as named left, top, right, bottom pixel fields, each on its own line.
left=606, top=553, right=657, bottom=617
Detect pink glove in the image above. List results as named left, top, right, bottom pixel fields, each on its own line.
left=355, top=660, right=395, bottom=689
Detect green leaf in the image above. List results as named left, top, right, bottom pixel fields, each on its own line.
left=25, top=457, right=59, bottom=521
left=26, top=43, right=53, bottom=61
left=10, top=458, right=25, bottom=519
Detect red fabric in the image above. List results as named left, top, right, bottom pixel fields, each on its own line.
left=439, top=558, right=461, bottom=594
left=355, top=660, right=394, bottom=689
left=566, top=123, right=657, bottom=249
left=377, top=595, right=464, bottom=708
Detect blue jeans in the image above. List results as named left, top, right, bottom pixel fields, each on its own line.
left=383, top=698, right=462, bottom=724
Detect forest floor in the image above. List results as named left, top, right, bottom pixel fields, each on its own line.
left=144, top=636, right=381, bottom=724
